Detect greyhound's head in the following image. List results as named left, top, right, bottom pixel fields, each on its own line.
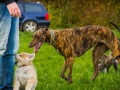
left=28, top=28, right=48, bottom=53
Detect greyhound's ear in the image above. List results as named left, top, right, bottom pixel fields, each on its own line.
left=44, top=28, right=48, bottom=31
left=42, top=27, right=48, bottom=34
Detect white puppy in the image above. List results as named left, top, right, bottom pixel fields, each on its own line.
left=14, top=52, right=37, bottom=90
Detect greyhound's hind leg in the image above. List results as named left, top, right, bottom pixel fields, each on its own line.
left=92, top=43, right=108, bottom=81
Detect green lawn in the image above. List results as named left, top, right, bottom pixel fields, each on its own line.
left=17, top=29, right=120, bottom=90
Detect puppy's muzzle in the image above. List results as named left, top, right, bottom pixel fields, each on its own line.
left=28, top=44, right=32, bottom=47
left=15, top=56, right=18, bottom=64
left=15, top=59, right=18, bottom=64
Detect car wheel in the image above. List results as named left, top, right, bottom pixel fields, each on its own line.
left=23, top=20, right=38, bottom=32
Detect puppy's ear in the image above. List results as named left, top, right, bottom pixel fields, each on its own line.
left=42, top=27, right=48, bottom=34
left=27, top=53, right=35, bottom=61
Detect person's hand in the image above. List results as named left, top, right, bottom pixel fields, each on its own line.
left=7, top=2, right=21, bottom=17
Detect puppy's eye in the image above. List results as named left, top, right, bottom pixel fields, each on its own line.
left=19, top=55, right=22, bottom=57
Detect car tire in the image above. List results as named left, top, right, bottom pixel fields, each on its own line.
left=22, top=20, right=38, bottom=32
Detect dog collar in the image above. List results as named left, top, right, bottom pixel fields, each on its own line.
left=19, top=65, right=27, bottom=67
left=49, top=30, right=55, bottom=44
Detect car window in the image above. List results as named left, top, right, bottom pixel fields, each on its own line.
left=18, top=4, right=24, bottom=12
left=25, top=4, right=43, bottom=12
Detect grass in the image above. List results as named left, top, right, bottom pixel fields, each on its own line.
left=17, top=29, right=120, bottom=90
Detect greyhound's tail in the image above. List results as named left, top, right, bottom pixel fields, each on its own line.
left=109, top=22, right=120, bottom=33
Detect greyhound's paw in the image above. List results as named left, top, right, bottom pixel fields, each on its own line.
left=67, top=80, right=73, bottom=84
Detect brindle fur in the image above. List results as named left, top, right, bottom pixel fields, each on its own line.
left=29, top=25, right=120, bottom=84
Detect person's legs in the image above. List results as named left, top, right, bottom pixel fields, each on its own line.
left=0, top=4, right=19, bottom=90
left=3, top=17, right=19, bottom=90
left=0, top=4, right=11, bottom=89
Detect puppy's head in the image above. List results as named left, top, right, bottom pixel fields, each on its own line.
left=16, top=52, right=35, bottom=67
left=28, top=28, right=48, bottom=53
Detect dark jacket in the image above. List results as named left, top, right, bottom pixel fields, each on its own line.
left=0, top=0, right=18, bottom=5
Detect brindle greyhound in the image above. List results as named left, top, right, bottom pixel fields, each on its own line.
left=29, top=25, right=120, bottom=84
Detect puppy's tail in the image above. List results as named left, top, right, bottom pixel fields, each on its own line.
left=109, top=22, right=120, bottom=33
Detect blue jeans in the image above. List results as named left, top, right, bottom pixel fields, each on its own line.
left=0, top=4, right=19, bottom=90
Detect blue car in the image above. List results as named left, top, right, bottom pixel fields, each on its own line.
left=18, top=2, right=50, bottom=32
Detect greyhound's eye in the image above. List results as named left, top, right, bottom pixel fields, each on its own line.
left=34, top=35, right=38, bottom=38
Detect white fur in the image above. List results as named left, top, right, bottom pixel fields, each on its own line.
left=14, top=52, right=37, bottom=90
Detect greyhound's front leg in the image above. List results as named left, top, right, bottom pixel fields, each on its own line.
left=60, top=60, right=68, bottom=81
left=60, top=57, right=74, bottom=84
left=67, top=57, right=74, bottom=84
